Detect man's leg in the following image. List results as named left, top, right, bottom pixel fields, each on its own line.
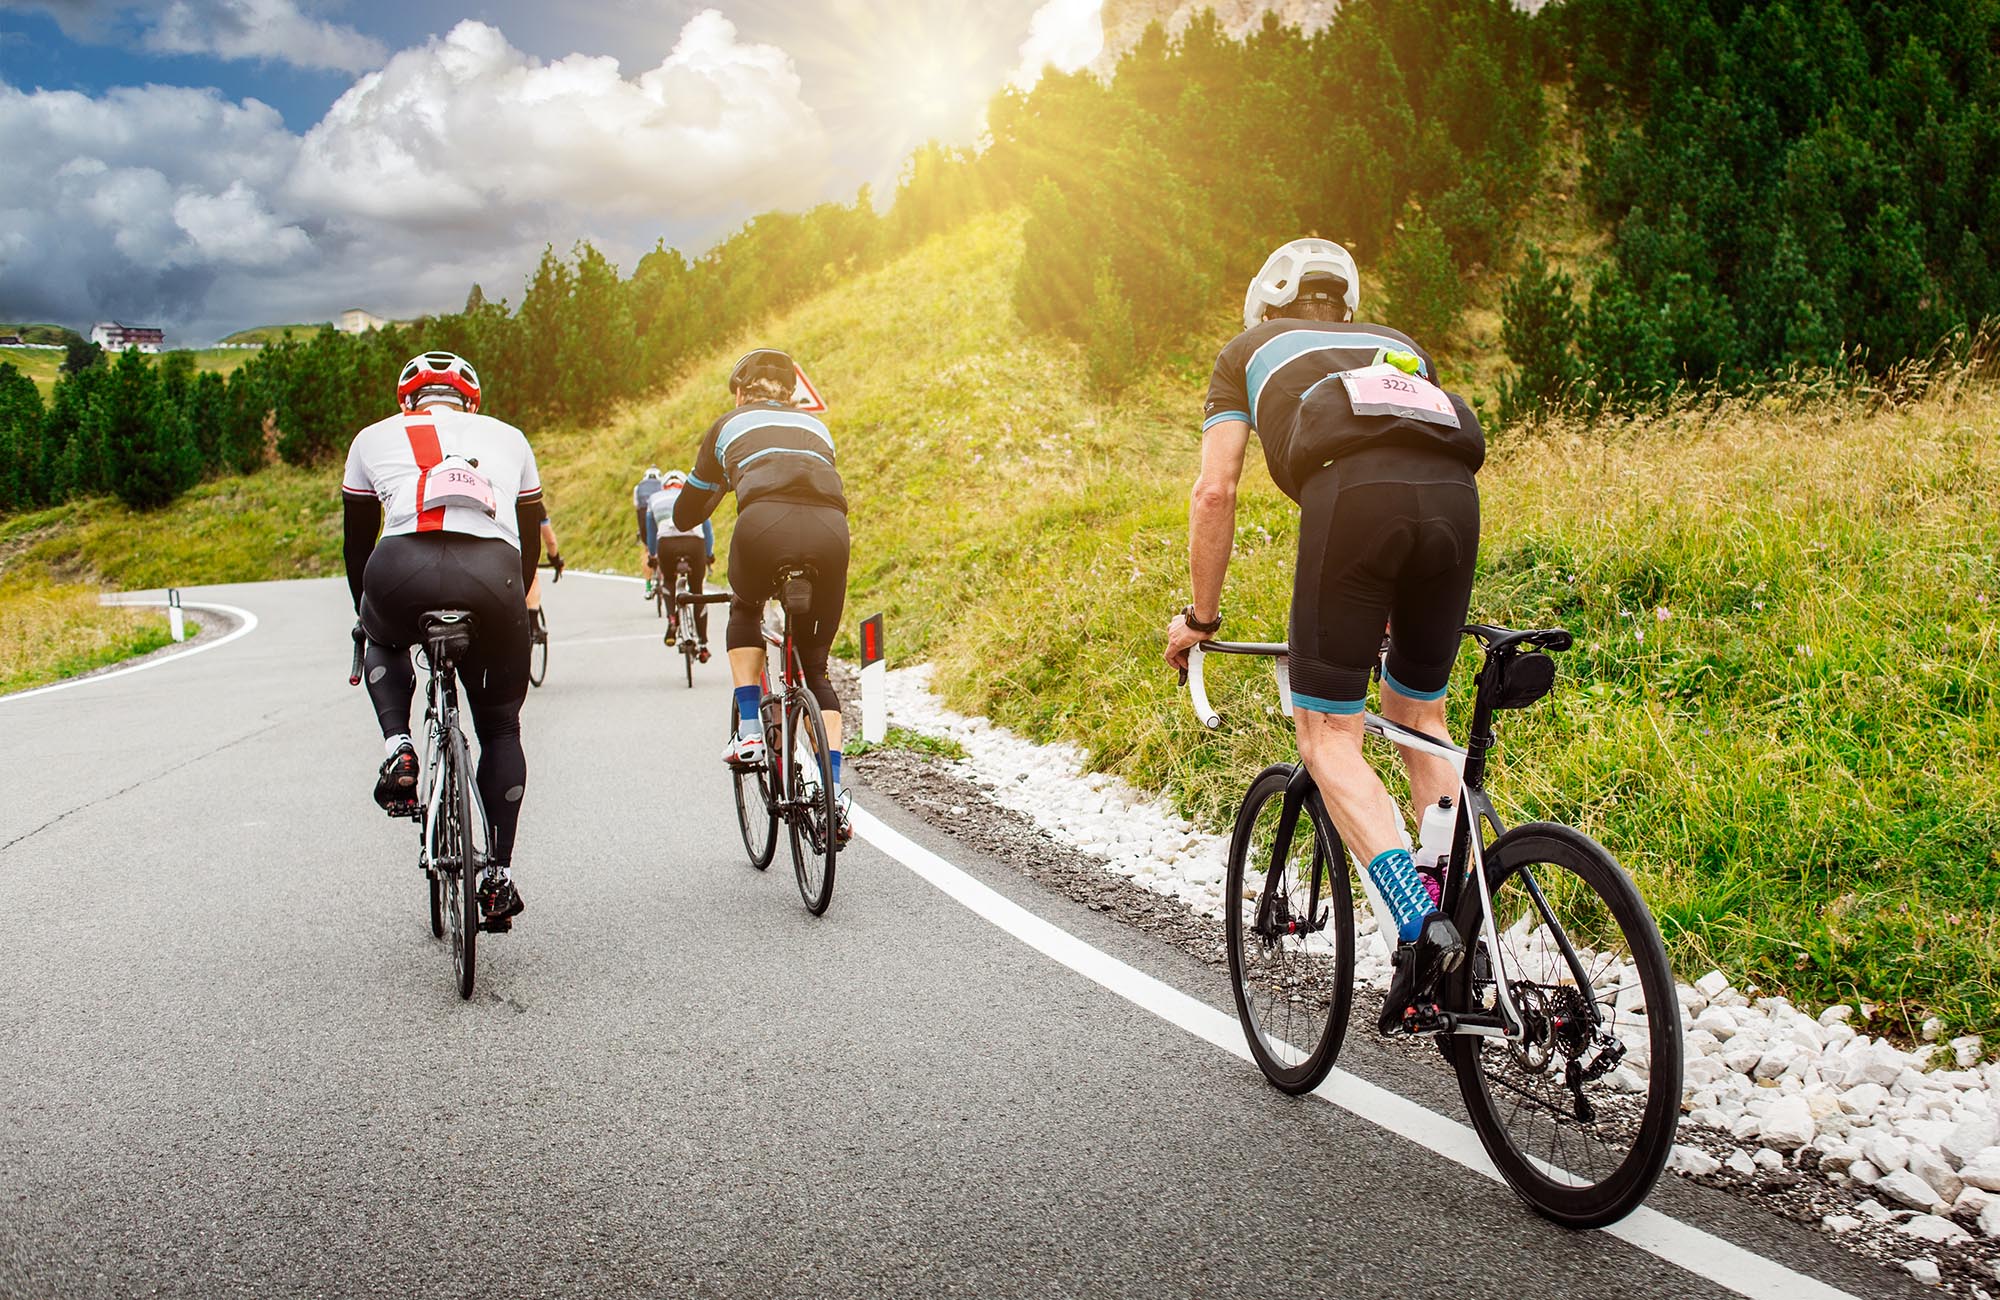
left=1379, top=689, right=1456, bottom=817
left=1294, top=708, right=1402, bottom=864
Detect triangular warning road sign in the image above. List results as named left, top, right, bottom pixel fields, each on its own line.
left=793, top=363, right=826, bottom=414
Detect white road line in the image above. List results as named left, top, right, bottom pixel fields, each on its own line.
left=850, top=803, right=1862, bottom=1300
left=0, top=600, right=260, bottom=705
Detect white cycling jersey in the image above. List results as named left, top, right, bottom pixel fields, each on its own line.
left=342, top=407, right=542, bottom=547
left=647, top=485, right=706, bottom=540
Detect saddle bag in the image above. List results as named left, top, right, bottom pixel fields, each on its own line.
left=1492, top=651, right=1557, bottom=710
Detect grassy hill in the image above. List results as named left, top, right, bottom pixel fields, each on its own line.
left=4, top=208, right=1995, bottom=1038
left=219, top=323, right=329, bottom=346
left=1, top=345, right=252, bottom=401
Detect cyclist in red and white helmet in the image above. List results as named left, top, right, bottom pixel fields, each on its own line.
left=342, top=350, right=546, bottom=931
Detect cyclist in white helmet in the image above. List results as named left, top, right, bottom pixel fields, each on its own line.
left=634, top=466, right=666, bottom=598
left=1165, top=238, right=1487, bottom=1024
left=342, top=351, right=542, bottom=931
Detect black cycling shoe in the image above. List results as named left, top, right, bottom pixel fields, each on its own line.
left=477, top=866, right=525, bottom=933
left=1377, top=910, right=1465, bottom=1034
left=374, top=743, right=419, bottom=817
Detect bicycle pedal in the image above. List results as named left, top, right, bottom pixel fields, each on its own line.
left=383, top=799, right=420, bottom=820
left=478, top=916, right=513, bottom=934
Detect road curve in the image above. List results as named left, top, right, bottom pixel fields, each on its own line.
left=0, top=576, right=1913, bottom=1299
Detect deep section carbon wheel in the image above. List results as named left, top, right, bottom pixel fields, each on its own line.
left=1224, top=763, right=1355, bottom=1094
left=730, top=695, right=778, bottom=870
left=1446, top=823, right=1682, bottom=1228
left=785, top=689, right=837, bottom=917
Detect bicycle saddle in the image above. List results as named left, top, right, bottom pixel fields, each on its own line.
left=419, top=609, right=477, bottom=665
left=1462, top=623, right=1574, bottom=654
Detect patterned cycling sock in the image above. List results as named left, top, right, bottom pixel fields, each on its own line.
left=734, top=684, right=761, bottom=735
left=830, top=751, right=842, bottom=787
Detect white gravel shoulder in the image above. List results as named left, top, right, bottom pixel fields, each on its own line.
left=880, top=662, right=2000, bottom=1269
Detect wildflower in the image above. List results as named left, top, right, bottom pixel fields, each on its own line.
left=1634, top=628, right=1646, bottom=644
left=1794, top=643, right=1813, bottom=657
left=1654, top=606, right=1671, bottom=622
left=1753, top=600, right=1765, bottom=611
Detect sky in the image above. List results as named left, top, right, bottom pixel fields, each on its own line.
left=0, top=0, right=1108, bottom=343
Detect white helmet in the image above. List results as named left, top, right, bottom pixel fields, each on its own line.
left=644, top=466, right=661, bottom=480
left=1243, top=238, right=1359, bottom=329
left=663, top=469, right=687, bottom=488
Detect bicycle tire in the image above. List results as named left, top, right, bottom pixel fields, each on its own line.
left=683, top=643, right=694, bottom=689
left=427, top=863, right=443, bottom=939
left=1445, top=822, right=1681, bottom=1228
left=527, top=623, right=548, bottom=688
left=1224, top=763, right=1355, bottom=1093
left=445, top=720, right=477, bottom=1001
left=785, top=688, right=837, bottom=916
left=730, top=695, right=777, bottom=870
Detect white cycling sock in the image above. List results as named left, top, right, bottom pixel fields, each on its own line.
left=383, top=733, right=411, bottom=757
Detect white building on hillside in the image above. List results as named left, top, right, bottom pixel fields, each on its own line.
left=91, top=322, right=165, bottom=353
left=338, top=308, right=388, bottom=334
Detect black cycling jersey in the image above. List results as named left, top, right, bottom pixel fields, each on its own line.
left=1204, top=318, right=1481, bottom=500
left=683, top=401, right=846, bottom=515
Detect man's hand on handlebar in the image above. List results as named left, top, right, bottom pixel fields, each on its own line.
left=547, top=552, right=564, bottom=581
left=1164, top=611, right=1214, bottom=674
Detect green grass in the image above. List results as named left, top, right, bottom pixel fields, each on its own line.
left=1, top=346, right=251, bottom=401
left=4, top=208, right=1994, bottom=1038
left=219, top=323, right=327, bottom=345
left=846, top=726, right=969, bottom=761
left=0, top=578, right=178, bottom=694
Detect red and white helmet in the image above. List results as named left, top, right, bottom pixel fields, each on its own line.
left=396, top=351, right=481, bottom=413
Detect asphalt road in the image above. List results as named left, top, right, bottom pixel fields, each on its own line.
left=0, top=576, right=1916, bottom=1299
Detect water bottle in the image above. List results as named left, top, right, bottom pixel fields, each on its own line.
left=1415, top=796, right=1456, bottom=872
left=1365, top=848, right=1435, bottom=944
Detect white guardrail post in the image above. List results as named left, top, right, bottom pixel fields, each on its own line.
left=167, top=588, right=186, bottom=642
left=860, top=613, right=886, bottom=744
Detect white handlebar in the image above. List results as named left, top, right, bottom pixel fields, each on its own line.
left=1188, top=645, right=1221, bottom=729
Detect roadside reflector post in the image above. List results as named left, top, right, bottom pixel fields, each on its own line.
left=860, top=613, right=886, bottom=744
left=167, top=588, right=186, bottom=643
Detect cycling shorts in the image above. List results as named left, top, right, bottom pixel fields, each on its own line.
left=1288, top=447, right=1480, bottom=714
left=726, top=500, right=849, bottom=712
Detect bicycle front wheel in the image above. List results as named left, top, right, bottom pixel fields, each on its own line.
left=785, top=689, right=837, bottom=916
left=1225, top=764, right=1355, bottom=1094
left=730, top=695, right=777, bottom=870
left=443, top=722, right=477, bottom=1000
left=683, top=643, right=694, bottom=689
left=1446, top=823, right=1682, bottom=1228
left=527, top=622, right=548, bottom=688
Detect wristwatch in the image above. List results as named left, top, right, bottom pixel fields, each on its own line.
left=1183, top=604, right=1222, bottom=634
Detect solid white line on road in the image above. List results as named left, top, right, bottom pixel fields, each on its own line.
left=850, top=803, right=1862, bottom=1300
left=0, top=601, right=261, bottom=705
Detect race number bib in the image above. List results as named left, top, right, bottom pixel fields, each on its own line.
left=1340, top=364, right=1461, bottom=428
left=417, top=454, right=499, bottom=517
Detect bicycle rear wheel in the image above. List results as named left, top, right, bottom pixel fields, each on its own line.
left=730, top=695, right=777, bottom=870
left=427, top=863, right=443, bottom=938
left=1224, top=764, right=1355, bottom=1093
left=443, top=721, right=477, bottom=1001
left=1445, top=823, right=1681, bottom=1228
left=785, top=689, right=837, bottom=916
left=527, top=619, right=548, bottom=688
left=683, top=642, right=694, bottom=688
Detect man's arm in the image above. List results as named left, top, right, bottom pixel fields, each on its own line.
left=341, top=491, right=381, bottom=613
left=516, top=493, right=544, bottom=593
left=673, top=483, right=723, bottom=532
left=1165, top=420, right=1251, bottom=669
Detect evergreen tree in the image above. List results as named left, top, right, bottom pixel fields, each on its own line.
left=0, top=363, right=45, bottom=509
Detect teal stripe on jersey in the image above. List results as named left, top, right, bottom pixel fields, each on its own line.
left=735, top=445, right=833, bottom=470
left=1203, top=410, right=1251, bottom=431
left=1245, top=331, right=1429, bottom=428
left=715, top=409, right=833, bottom=459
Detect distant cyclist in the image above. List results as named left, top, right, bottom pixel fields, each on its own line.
left=633, top=466, right=664, bottom=598
left=342, top=350, right=541, bottom=930
left=673, top=348, right=851, bottom=838
left=1163, top=239, right=1486, bottom=1012
left=526, top=510, right=564, bottom=636
left=647, top=469, right=716, bottom=658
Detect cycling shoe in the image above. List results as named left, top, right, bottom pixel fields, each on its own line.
left=374, top=742, right=419, bottom=817
left=477, top=865, right=525, bottom=933
left=725, top=731, right=767, bottom=768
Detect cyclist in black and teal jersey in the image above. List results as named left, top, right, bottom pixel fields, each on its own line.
left=672, top=348, right=851, bottom=839
left=1164, top=238, right=1486, bottom=1008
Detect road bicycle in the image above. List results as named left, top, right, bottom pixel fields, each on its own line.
left=729, top=565, right=841, bottom=915
left=664, top=555, right=721, bottom=688
left=350, top=614, right=492, bottom=1000
left=1184, top=624, right=1682, bottom=1228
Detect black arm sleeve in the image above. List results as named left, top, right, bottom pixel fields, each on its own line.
left=634, top=502, right=648, bottom=542
left=517, top=494, right=545, bottom=594
left=673, top=483, right=723, bottom=532
left=342, top=491, right=382, bottom=612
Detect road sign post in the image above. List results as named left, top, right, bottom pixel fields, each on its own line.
left=168, top=588, right=185, bottom=642
left=860, top=613, right=886, bottom=744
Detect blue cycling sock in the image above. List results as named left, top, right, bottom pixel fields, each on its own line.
left=830, top=750, right=842, bottom=787
left=734, top=684, right=761, bottom=733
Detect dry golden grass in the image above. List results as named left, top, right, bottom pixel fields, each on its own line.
left=0, top=579, right=176, bottom=694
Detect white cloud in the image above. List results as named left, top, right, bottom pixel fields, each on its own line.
left=0, top=9, right=829, bottom=341
left=147, top=0, right=386, bottom=73
left=290, top=12, right=824, bottom=225
left=0, top=0, right=384, bottom=71
left=1010, top=0, right=1103, bottom=89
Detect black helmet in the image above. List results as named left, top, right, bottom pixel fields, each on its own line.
left=728, top=348, right=796, bottom=399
